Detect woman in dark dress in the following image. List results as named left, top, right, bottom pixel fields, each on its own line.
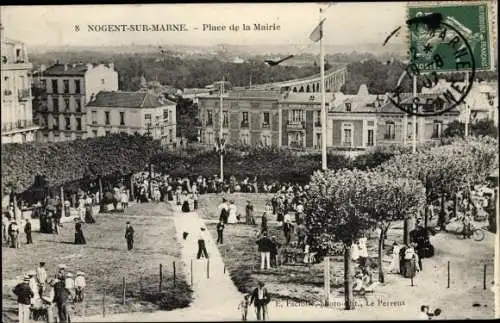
left=74, top=221, right=86, bottom=244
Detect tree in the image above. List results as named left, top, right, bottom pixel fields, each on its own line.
left=176, top=98, right=200, bottom=142
left=359, top=172, right=425, bottom=283
left=442, top=120, right=465, bottom=138
left=443, top=119, right=498, bottom=139
left=305, top=169, right=377, bottom=310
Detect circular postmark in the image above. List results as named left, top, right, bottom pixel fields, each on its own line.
left=386, top=12, right=476, bottom=117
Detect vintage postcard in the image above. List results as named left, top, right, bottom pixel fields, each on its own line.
left=1, top=1, right=498, bottom=322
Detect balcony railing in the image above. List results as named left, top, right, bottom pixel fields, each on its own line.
left=3, top=90, right=13, bottom=96
left=262, top=123, right=271, bottom=129
left=18, top=89, right=31, bottom=101
left=240, top=121, right=250, bottom=128
left=1, top=119, right=36, bottom=131
left=287, top=120, right=305, bottom=130
left=314, top=121, right=321, bottom=127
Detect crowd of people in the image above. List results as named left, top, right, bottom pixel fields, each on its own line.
left=11, top=262, right=86, bottom=323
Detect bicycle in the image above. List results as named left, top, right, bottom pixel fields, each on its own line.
left=448, top=218, right=485, bottom=241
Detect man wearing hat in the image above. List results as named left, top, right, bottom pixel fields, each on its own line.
left=28, top=270, right=40, bottom=303
left=56, top=264, right=67, bottom=281
left=53, top=276, right=71, bottom=323
left=125, top=221, right=134, bottom=251
left=36, top=262, right=48, bottom=298
left=12, top=275, right=34, bottom=323
left=249, top=281, right=271, bottom=321
left=196, top=227, right=209, bottom=259
left=74, top=271, right=86, bottom=303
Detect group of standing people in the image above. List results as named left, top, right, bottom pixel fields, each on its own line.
left=12, top=262, right=87, bottom=323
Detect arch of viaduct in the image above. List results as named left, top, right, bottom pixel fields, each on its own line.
left=257, top=67, right=347, bottom=93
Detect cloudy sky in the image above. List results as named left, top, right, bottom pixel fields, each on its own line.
left=1, top=3, right=407, bottom=47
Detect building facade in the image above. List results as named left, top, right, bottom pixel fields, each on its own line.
left=32, top=63, right=118, bottom=142
left=1, top=32, right=40, bottom=144
left=86, top=91, right=176, bottom=146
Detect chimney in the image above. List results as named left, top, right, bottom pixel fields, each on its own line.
left=40, top=64, right=46, bottom=72
left=64, top=64, right=68, bottom=71
left=108, top=62, right=114, bottom=70
left=86, top=63, right=93, bottom=71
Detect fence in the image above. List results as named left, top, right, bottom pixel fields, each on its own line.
left=73, top=261, right=187, bottom=319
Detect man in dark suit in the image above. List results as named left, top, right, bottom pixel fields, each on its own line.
left=24, top=219, right=32, bottom=244
left=53, top=278, right=71, bottom=323
left=125, top=221, right=134, bottom=250
left=216, top=220, right=224, bottom=244
left=250, top=281, right=271, bottom=321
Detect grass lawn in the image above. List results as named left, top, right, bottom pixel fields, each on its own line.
left=2, top=202, right=192, bottom=323
left=198, top=193, right=383, bottom=303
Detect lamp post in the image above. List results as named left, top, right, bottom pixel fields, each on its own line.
left=218, top=77, right=225, bottom=181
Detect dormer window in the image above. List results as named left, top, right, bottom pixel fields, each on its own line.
left=345, top=102, right=352, bottom=112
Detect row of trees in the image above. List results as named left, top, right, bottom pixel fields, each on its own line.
left=2, top=134, right=160, bottom=194
left=305, top=136, right=498, bottom=310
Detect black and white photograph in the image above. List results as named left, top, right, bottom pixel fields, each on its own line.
left=1, top=1, right=499, bottom=321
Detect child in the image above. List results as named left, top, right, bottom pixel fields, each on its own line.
left=238, top=294, right=251, bottom=321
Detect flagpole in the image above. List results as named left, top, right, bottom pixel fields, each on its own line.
left=220, top=76, right=224, bottom=181
left=320, top=7, right=327, bottom=170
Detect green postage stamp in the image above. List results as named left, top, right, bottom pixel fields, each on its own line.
left=407, top=1, right=495, bottom=72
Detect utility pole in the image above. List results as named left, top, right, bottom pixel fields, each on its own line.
left=412, top=75, right=417, bottom=153
left=219, top=77, right=225, bottom=181
left=464, top=71, right=470, bottom=137
left=146, top=123, right=153, bottom=199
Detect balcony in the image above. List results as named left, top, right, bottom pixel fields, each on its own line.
left=240, top=121, right=250, bottom=128
left=18, top=89, right=31, bottom=101
left=3, top=90, right=13, bottom=96
left=314, top=121, right=321, bottom=127
left=1, top=119, right=37, bottom=132
left=287, top=120, right=305, bottom=131
left=262, top=123, right=271, bottom=129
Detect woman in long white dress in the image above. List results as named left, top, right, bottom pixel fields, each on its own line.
left=227, top=200, right=238, bottom=224
left=389, top=242, right=401, bottom=274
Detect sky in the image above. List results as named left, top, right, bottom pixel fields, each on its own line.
left=1, top=3, right=407, bottom=48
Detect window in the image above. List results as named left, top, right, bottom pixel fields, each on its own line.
left=407, top=122, right=418, bottom=139
left=91, top=111, right=97, bottom=124
left=240, top=133, right=249, bottom=145
left=64, top=98, right=70, bottom=111
left=432, top=120, right=443, bottom=138
left=163, top=109, right=169, bottom=121
left=44, top=116, right=48, bottom=127
left=206, top=132, right=214, bottom=145
left=74, top=80, right=81, bottom=93
left=367, top=129, right=374, bottom=146
left=222, top=132, right=229, bottom=142
left=223, top=111, right=229, bottom=127
left=262, top=134, right=271, bottom=146
left=120, top=112, right=125, bottom=125
left=65, top=117, right=71, bottom=130
left=169, top=129, right=173, bottom=142
left=92, top=130, right=98, bottom=137
left=63, top=80, right=70, bottom=94
left=40, top=79, right=47, bottom=90
left=169, top=111, right=173, bottom=123
left=241, top=112, right=249, bottom=128
left=155, top=115, right=160, bottom=125
left=342, top=123, right=353, bottom=146
left=76, top=118, right=82, bottom=131
left=207, top=110, right=213, bottom=126
left=53, top=117, right=59, bottom=130
left=53, top=98, right=59, bottom=113
left=52, top=80, right=58, bottom=94
left=315, top=111, right=321, bottom=127
left=105, top=130, right=111, bottom=136
left=161, top=126, right=165, bottom=135
left=101, top=78, right=105, bottom=85
left=384, top=121, right=395, bottom=140
left=76, top=135, right=82, bottom=140
left=291, top=110, right=303, bottom=123
left=75, top=98, right=81, bottom=112
left=262, top=112, right=270, bottom=128
left=345, top=102, right=352, bottom=112
left=105, top=111, right=110, bottom=125
left=145, top=113, right=151, bottom=122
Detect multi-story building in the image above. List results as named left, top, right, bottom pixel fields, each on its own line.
left=198, top=89, right=281, bottom=146
left=1, top=29, right=40, bottom=144
left=86, top=91, right=176, bottom=146
left=32, top=62, right=118, bottom=142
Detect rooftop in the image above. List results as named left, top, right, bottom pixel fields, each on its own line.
left=35, top=63, right=115, bottom=76
left=87, top=91, right=176, bottom=108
